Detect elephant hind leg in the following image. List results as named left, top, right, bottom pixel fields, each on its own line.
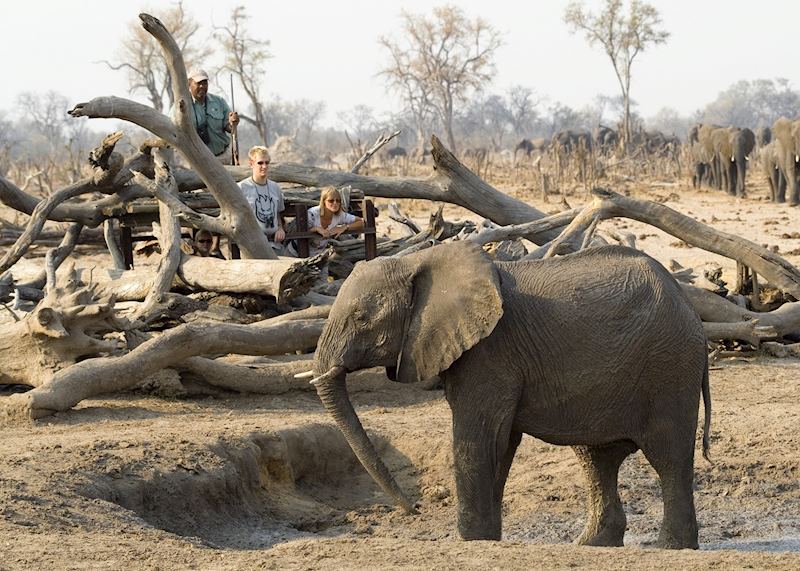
left=640, top=437, right=699, bottom=549
left=573, top=441, right=636, bottom=547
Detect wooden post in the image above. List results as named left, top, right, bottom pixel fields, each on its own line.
left=735, top=261, right=749, bottom=295
left=229, top=241, right=241, bottom=260
left=120, top=224, right=134, bottom=270
left=540, top=172, right=549, bottom=203
left=295, top=203, right=310, bottom=258
left=364, top=199, right=377, bottom=261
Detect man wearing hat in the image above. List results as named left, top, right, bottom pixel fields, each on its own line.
left=185, top=69, right=240, bottom=163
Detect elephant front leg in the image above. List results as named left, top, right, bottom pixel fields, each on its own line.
left=452, top=438, right=502, bottom=540
left=572, top=442, right=636, bottom=547
left=449, top=410, right=518, bottom=540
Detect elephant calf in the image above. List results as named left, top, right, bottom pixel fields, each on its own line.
left=310, top=242, right=711, bottom=549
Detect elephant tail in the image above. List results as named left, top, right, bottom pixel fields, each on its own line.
left=701, top=360, right=713, bottom=464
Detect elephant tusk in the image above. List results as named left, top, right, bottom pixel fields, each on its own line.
left=309, top=365, right=346, bottom=386
left=796, top=154, right=799, bottom=162
left=294, top=370, right=314, bottom=379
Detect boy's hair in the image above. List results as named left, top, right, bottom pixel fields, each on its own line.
left=248, top=145, right=270, bottom=160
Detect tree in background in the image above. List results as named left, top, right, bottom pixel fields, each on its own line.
left=506, top=86, right=543, bottom=139
left=544, top=102, right=585, bottom=138
left=15, top=91, right=71, bottom=149
left=100, top=2, right=211, bottom=113
left=337, top=104, right=382, bottom=146
left=564, top=0, right=668, bottom=151
left=214, top=6, right=271, bottom=145
left=380, top=4, right=502, bottom=154
left=379, top=31, right=436, bottom=158
left=646, top=107, right=691, bottom=139
left=459, top=94, right=512, bottom=150
left=698, top=78, right=800, bottom=128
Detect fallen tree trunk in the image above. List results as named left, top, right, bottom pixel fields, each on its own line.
left=2, top=308, right=327, bottom=420
left=268, top=136, right=565, bottom=245
left=552, top=187, right=800, bottom=298
left=681, top=282, right=800, bottom=337
left=703, top=321, right=779, bottom=346
left=69, top=254, right=325, bottom=304
left=0, top=278, right=126, bottom=388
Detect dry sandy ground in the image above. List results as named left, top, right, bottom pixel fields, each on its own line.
left=1, top=174, right=800, bottom=570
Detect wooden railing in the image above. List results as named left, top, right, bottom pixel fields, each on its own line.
left=114, top=193, right=377, bottom=269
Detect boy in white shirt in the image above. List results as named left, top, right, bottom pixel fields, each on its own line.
left=237, top=146, right=286, bottom=252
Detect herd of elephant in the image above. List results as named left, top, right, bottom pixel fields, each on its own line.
left=666, top=119, right=800, bottom=204
left=514, top=126, right=680, bottom=162
left=689, top=124, right=756, bottom=198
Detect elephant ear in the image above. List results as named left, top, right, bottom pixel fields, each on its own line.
left=396, top=242, right=503, bottom=383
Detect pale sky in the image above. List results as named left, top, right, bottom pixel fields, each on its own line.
left=2, top=0, right=798, bottom=130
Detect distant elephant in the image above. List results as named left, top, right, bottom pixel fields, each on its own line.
left=552, top=129, right=592, bottom=153
left=756, top=126, right=772, bottom=148
left=761, top=140, right=786, bottom=202
left=513, top=138, right=547, bottom=163
left=592, top=125, right=619, bottom=153
left=514, top=138, right=534, bottom=159
left=310, top=242, right=711, bottom=549
left=712, top=126, right=755, bottom=197
left=772, top=117, right=800, bottom=204
left=689, top=123, right=720, bottom=188
left=386, top=146, right=407, bottom=159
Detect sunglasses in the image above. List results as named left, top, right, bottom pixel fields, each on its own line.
left=255, top=160, right=271, bottom=166
left=197, top=239, right=212, bottom=244
left=325, top=198, right=341, bottom=204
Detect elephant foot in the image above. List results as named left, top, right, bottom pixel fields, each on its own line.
left=576, top=525, right=625, bottom=547
left=655, top=524, right=698, bottom=550
left=457, top=511, right=501, bottom=541
left=458, top=527, right=501, bottom=541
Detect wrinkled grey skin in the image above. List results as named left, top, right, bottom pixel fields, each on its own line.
left=772, top=117, right=800, bottom=205
left=313, top=242, right=711, bottom=549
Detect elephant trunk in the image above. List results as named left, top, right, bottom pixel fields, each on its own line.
left=311, top=366, right=417, bottom=515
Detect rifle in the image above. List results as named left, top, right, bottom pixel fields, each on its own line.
left=229, top=74, right=240, bottom=166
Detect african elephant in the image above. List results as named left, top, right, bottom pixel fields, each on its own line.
left=551, top=129, right=593, bottom=154
left=310, top=242, right=711, bottom=549
left=772, top=117, right=800, bottom=204
left=756, top=126, right=772, bottom=148
left=712, top=126, right=755, bottom=197
left=592, top=125, right=619, bottom=154
left=761, top=140, right=786, bottom=202
left=690, top=123, right=722, bottom=189
left=513, top=137, right=548, bottom=162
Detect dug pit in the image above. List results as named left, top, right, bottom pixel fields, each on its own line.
left=79, top=423, right=413, bottom=549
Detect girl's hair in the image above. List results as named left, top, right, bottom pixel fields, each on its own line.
left=319, top=186, right=343, bottom=217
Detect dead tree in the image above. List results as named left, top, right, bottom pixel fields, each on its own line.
left=2, top=305, right=329, bottom=420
